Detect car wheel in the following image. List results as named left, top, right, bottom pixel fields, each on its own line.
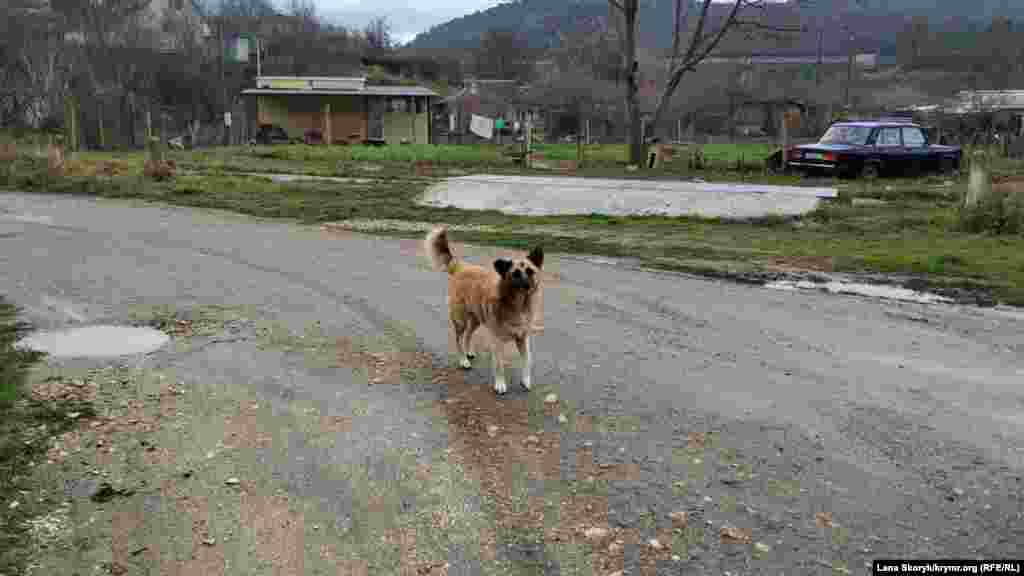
left=939, top=157, right=956, bottom=175
left=766, top=150, right=785, bottom=174
left=861, top=161, right=880, bottom=180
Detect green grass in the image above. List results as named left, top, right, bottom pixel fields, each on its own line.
left=182, top=142, right=773, bottom=168
left=0, top=299, right=40, bottom=407
left=164, top=141, right=779, bottom=178
left=3, top=144, right=1024, bottom=306
left=0, top=297, right=90, bottom=574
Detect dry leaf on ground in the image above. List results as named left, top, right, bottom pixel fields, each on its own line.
left=719, top=524, right=752, bottom=544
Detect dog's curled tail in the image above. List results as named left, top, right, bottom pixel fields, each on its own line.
left=424, top=226, right=457, bottom=274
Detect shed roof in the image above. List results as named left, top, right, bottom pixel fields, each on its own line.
left=241, top=86, right=438, bottom=97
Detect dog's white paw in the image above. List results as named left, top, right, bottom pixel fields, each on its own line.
left=494, top=378, right=508, bottom=395
left=521, top=374, right=532, bottom=390
left=459, top=357, right=472, bottom=369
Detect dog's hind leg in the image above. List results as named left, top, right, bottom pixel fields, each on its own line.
left=452, top=319, right=472, bottom=370
left=463, top=316, right=480, bottom=361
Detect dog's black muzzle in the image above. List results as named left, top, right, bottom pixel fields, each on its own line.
left=510, top=269, right=531, bottom=290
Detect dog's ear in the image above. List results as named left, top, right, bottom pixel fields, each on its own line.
left=527, top=246, right=544, bottom=269
left=493, top=258, right=513, bottom=277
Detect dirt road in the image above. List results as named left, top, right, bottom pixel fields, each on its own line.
left=1, top=191, right=1021, bottom=575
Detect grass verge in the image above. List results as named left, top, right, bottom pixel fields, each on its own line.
left=3, top=145, right=1023, bottom=306
left=0, top=297, right=92, bottom=574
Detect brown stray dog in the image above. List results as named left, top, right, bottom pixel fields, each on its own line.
left=424, top=226, right=544, bottom=395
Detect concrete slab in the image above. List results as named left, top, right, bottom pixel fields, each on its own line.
left=418, top=175, right=838, bottom=219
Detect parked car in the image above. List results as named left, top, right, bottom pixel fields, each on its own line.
left=785, top=120, right=961, bottom=178
left=249, top=124, right=294, bottom=146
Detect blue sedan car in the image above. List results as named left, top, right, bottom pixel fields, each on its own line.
left=785, top=120, right=962, bottom=179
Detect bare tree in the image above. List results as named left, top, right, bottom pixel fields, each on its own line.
left=1, top=0, right=70, bottom=128
left=608, top=0, right=801, bottom=165
left=285, top=0, right=317, bottom=21
left=532, top=18, right=623, bottom=142
left=898, top=15, right=930, bottom=69
left=365, top=17, right=392, bottom=50
left=203, top=0, right=277, bottom=18
left=606, top=0, right=642, bottom=162
left=473, top=29, right=534, bottom=81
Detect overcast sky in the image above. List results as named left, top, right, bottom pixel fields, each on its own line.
left=291, top=0, right=505, bottom=45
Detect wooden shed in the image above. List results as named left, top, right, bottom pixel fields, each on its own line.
left=242, top=76, right=439, bottom=145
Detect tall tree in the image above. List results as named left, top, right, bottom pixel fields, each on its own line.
left=608, top=0, right=801, bottom=165
left=474, top=29, right=533, bottom=80
left=607, top=0, right=641, bottom=163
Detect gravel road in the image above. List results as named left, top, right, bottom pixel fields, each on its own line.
left=1, top=190, right=1020, bottom=575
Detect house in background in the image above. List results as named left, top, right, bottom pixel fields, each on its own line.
left=241, top=76, right=438, bottom=145
left=947, top=91, right=1024, bottom=136
left=900, top=90, right=1024, bottom=146
left=433, top=78, right=542, bottom=144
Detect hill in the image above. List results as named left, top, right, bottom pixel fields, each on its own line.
left=405, top=0, right=1023, bottom=55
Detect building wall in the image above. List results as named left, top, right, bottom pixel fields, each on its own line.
left=324, top=95, right=365, bottom=143
left=257, top=95, right=364, bottom=141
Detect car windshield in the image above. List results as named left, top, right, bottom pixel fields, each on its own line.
left=819, top=125, right=872, bottom=146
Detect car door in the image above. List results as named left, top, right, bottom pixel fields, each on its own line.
left=874, top=127, right=905, bottom=172
left=900, top=126, right=929, bottom=172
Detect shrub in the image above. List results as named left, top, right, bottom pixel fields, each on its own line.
left=957, top=188, right=1024, bottom=235
left=0, top=142, right=16, bottom=164
left=143, top=158, right=177, bottom=181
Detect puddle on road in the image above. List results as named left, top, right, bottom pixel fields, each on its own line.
left=766, top=279, right=953, bottom=305
left=18, top=325, right=170, bottom=358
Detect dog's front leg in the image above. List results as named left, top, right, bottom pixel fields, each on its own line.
left=492, top=339, right=508, bottom=395
left=515, top=334, right=532, bottom=390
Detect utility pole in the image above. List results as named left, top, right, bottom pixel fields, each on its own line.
left=816, top=28, right=823, bottom=88
left=220, top=19, right=229, bottom=147
left=844, top=31, right=855, bottom=112
left=816, top=26, right=825, bottom=133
